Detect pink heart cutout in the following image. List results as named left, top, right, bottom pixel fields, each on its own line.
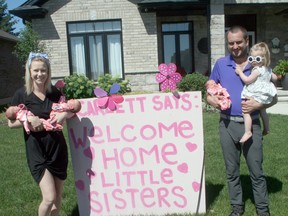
left=86, top=169, right=96, bottom=179
left=177, top=163, right=188, bottom=173
left=186, top=142, right=197, bottom=152
left=192, top=181, right=200, bottom=192
left=75, top=180, right=85, bottom=191
left=84, top=147, right=95, bottom=159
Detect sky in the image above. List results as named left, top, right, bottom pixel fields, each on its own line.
left=7, top=0, right=27, bottom=33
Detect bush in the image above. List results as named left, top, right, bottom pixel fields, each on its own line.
left=97, top=74, right=131, bottom=94
left=177, top=72, right=208, bottom=97
left=62, top=74, right=131, bottom=99
left=63, top=74, right=96, bottom=99
left=273, top=59, right=288, bottom=77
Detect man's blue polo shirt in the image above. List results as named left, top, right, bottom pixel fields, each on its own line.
left=209, top=55, right=253, bottom=116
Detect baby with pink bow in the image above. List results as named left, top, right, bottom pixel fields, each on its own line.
left=205, top=80, right=231, bottom=110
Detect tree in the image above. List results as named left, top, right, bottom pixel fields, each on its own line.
left=0, top=0, right=17, bottom=34
left=13, top=22, right=48, bottom=64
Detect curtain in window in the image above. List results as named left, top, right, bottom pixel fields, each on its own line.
left=89, top=36, right=104, bottom=80
left=70, top=37, right=86, bottom=75
left=108, top=35, right=123, bottom=78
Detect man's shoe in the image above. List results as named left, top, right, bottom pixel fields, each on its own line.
left=229, top=212, right=243, bottom=216
left=229, top=205, right=244, bottom=216
left=258, top=213, right=270, bottom=216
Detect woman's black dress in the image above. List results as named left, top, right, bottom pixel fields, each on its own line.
left=11, top=86, right=68, bottom=184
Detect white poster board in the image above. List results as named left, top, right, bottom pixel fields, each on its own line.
left=67, top=92, right=206, bottom=216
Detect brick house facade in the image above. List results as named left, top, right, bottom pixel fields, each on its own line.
left=10, top=0, right=288, bottom=92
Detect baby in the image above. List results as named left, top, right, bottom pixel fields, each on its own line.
left=47, top=98, right=81, bottom=130
left=6, top=99, right=81, bottom=133
left=5, top=104, right=34, bottom=133
left=205, top=80, right=231, bottom=110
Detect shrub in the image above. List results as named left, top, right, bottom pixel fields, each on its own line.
left=97, top=74, right=131, bottom=94
left=63, top=74, right=96, bottom=99
left=273, top=59, right=288, bottom=77
left=177, top=72, right=208, bottom=97
left=62, top=74, right=131, bottom=99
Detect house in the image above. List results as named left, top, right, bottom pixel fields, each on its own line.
left=10, top=0, right=288, bottom=92
left=0, top=30, right=24, bottom=105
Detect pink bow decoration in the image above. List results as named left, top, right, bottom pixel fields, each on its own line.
left=94, top=83, right=124, bottom=111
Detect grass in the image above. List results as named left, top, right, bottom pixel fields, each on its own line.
left=0, top=111, right=287, bottom=215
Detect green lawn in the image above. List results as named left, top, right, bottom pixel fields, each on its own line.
left=0, top=111, right=287, bottom=216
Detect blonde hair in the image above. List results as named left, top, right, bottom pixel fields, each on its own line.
left=250, top=42, right=271, bottom=67
left=25, top=56, right=52, bottom=95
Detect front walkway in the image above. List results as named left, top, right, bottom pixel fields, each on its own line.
left=267, top=88, right=288, bottom=115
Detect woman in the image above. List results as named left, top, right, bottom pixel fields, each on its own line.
left=7, top=52, right=73, bottom=216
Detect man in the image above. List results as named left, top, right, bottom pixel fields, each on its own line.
left=207, top=26, right=276, bottom=216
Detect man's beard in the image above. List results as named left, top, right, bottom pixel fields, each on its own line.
left=231, top=47, right=248, bottom=59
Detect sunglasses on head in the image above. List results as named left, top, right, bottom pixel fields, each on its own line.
left=248, top=56, right=264, bottom=63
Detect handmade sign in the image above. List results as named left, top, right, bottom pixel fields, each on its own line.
left=67, top=92, right=206, bottom=215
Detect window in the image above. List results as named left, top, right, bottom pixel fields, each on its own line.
left=161, top=22, right=194, bottom=75
left=67, top=20, right=124, bottom=80
left=225, top=14, right=257, bottom=52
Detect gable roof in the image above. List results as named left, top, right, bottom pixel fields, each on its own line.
left=9, top=0, right=50, bottom=21
left=0, top=30, right=19, bottom=42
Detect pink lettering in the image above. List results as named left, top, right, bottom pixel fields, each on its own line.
left=161, top=168, right=173, bottom=184
left=172, top=186, right=187, bottom=208
left=101, top=172, right=114, bottom=187
left=158, top=122, right=178, bottom=138
left=112, top=189, right=126, bottom=209
left=101, top=143, right=178, bottom=169
left=164, top=95, right=173, bottom=109
left=137, top=170, right=148, bottom=185
left=122, top=171, right=136, bottom=186
left=161, top=143, right=178, bottom=165
left=126, top=188, right=139, bottom=208
left=106, top=125, right=120, bottom=143
left=125, top=97, right=147, bottom=113
left=139, top=145, right=160, bottom=165
left=89, top=185, right=188, bottom=212
left=121, top=124, right=136, bottom=142
left=120, top=147, right=137, bottom=167
left=152, top=95, right=162, bottom=111
left=140, top=124, right=157, bottom=140
left=140, top=188, right=155, bottom=207
left=125, top=98, right=135, bottom=113
left=103, top=193, right=110, bottom=212
left=88, top=120, right=194, bottom=144
left=178, top=120, right=194, bottom=138
left=90, top=191, right=103, bottom=213
left=102, top=149, right=120, bottom=169
left=136, top=96, right=146, bottom=112
left=181, top=93, right=192, bottom=110
left=151, top=93, right=193, bottom=112
left=90, top=126, right=104, bottom=144
left=157, top=187, right=170, bottom=207
left=149, top=170, right=160, bottom=184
